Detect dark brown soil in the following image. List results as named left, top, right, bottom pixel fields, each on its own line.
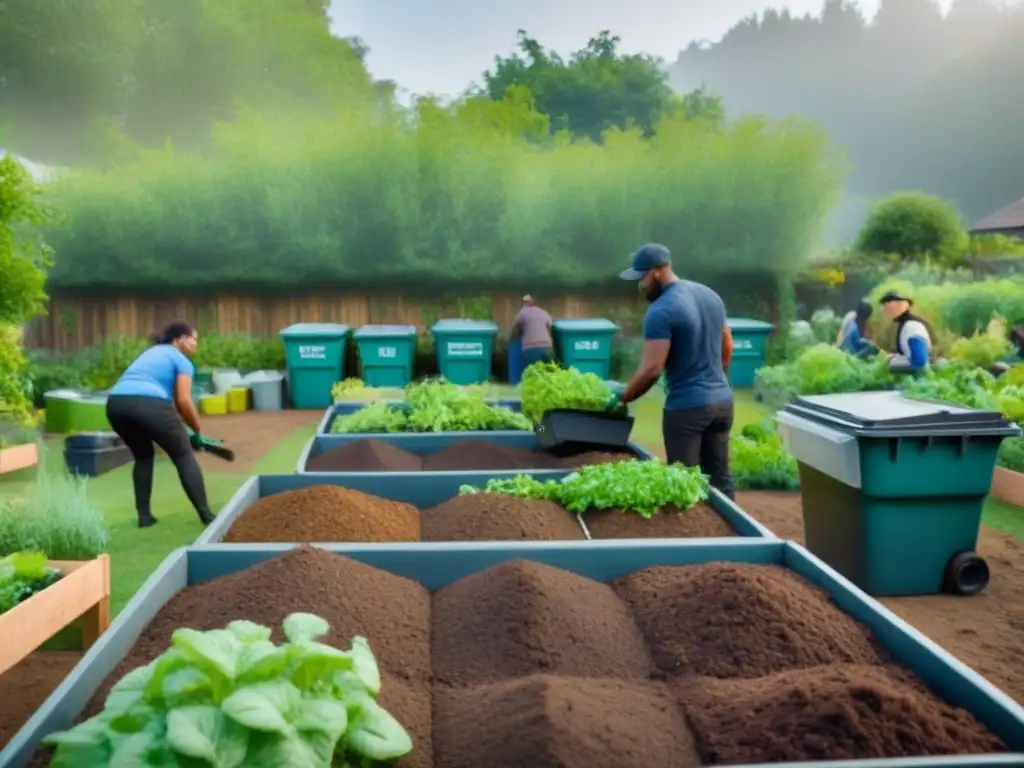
left=422, top=439, right=564, bottom=471
left=421, top=494, right=584, bottom=541
left=306, top=438, right=423, bottom=472
left=584, top=502, right=736, bottom=539
left=0, top=651, right=81, bottom=748
left=433, top=676, right=702, bottom=768
left=223, top=484, right=420, bottom=542
left=615, top=563, right=884, bottom=679
left=681, top=664, right=1004, bottom=763
left=431, top=559, right=653, bottom=687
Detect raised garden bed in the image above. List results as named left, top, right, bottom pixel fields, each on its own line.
left=317, top=398, right=522, bottom=434
left=6, top=541, right=1023, bottom=766
left=0, top=442, right=38, bottom=475
left=992, top=467, right=1024, bottom=507
left=194, top=473, right=772, bottom=545
left=298, top=432, right=645, bottom=473
left=0, top=555, right=110, bottom=677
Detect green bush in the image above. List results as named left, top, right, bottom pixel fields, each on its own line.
left=45, top=101, right=843, bottom=293
left=855, top=192, right=968, bottom=265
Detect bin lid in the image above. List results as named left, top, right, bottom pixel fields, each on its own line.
left=727, top=317, right=774, bottom=332
left=431, top=319, right=497, bottom=333
left=279, top=323, right=350, bottom=338
left=353, top=324, right=417, bottom=338
left=552, top=318, right=619, bottom=332
left=44, top=389, right=83, bottom=399
left=784, top=391, right=1019, bottom=437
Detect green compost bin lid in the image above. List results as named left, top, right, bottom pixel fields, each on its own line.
left=785, top=391, right=1020, bottom=438
left=353, top=324, right=417, bottom=338
left=431, top=319, right=498, bottom=334
left=279, top=323, right=350, bottom=338
left=727, top=317, right=774, bottom=332
left=552, top=318, right=619, bottom=332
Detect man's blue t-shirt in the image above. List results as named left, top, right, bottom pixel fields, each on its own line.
left=644, top=280, right=732, bottom=411
left=109, top=345, right=195, bottom=401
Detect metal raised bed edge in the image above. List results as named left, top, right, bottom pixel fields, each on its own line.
left=3, top=539, right=1023, bottom=767
left=316, top=398, right=523, bottom=435
left=294, top=431, right=653, bottom=474
left=194, top=472, right=775, bottom=545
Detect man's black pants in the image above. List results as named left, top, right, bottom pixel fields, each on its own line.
left=663, top=401, right=735, bottom=499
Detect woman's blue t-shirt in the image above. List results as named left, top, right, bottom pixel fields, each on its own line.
left=109, top=345, right=195, bottom=401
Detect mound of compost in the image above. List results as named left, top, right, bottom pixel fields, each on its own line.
left=584, top=502, right=736, bottom=539
left=431, top=559, right=652, bottom=686
left=682, top=663, right=1004, bottom=763
left=614, top=563, right=884, bottom=679
left=305, top=438, right=423, bottom=472
left=421, top=494, right=584, bottom=541
left=222, top=484, right=420, bottom=542
left=432, top=676, right=702, bottom=767
left=421, top=439, right=564, bottom=471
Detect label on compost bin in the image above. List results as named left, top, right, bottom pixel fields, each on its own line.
left=573, top=340, right=599, bottom=351
left=734, top=339, right=753, bottom=350
left=446, top=341, right=483, bottom=357
left=378, top=346, right=397, bottom=358
left=298, top=344, right=327, bottom=359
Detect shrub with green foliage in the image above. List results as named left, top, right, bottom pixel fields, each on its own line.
left=855, top=191, right=968, bottom=265
left=755, top=344, right=893, bottom=405
left=45, top=97, right=843, bottom=293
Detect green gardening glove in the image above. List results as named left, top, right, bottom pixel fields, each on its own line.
left=604, top=392, right=627, bottom=416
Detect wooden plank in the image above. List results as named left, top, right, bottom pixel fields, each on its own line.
left=0, top=554, right=111, bottom=676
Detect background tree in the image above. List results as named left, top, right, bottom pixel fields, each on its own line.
left=855, top=192, right=968, bottom=264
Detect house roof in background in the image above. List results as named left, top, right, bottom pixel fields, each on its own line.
left=971, top=195, right=1024, bottom=233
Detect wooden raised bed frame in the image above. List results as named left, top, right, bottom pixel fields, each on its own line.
left=0, top=442, right=39, bottom=475
left=992, top=467, right=1024, bottom=508
left=0, top=555, right=111, bottom=677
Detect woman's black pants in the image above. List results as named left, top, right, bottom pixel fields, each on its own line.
left=106, top=395, right=213, bottom=523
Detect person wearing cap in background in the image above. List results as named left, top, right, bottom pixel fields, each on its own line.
left=879, top=291, right=932, bottom=372
left=510, top=294, right=554, bottom=368
left=836, top=298, right=878, bottom=358
left=609, top=243, right=736, bottom=499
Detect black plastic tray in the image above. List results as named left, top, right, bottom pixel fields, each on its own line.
left=536, top=409, right=634, bottom=455
left=64, top=431, right=123, bottom=450
left=64, top=444, right=132, bottom=478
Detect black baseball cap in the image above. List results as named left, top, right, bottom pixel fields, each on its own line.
left=620, top=243, right=671, bottom=280
left=879, top=291, right=912, bottom=305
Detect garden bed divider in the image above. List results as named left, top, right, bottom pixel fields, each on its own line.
left=991, top=467, right=1024, bottom=508
left=0, top=555, right=111, bottom=677
left=4, top=540, right=1024, bottom=767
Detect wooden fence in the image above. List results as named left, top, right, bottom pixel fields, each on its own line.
left=25, top=292, right=646, bottom=353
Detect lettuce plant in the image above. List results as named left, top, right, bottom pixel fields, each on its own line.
left=44, top=613, right=412, bottom=767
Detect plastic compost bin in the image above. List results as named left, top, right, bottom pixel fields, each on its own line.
left=296, top=431, right=652, bottom=474
left=726, top=317, right=774, bottom=387
left=244, top=371, right=285, bottom=411
left=278, top=323, right=350, bottom=409
left=315, top=398, right=524, bottom=434
left=7, top=539, right=1024, bottom=767
left=552, top=318, right=618, bottom=379
left=431, top=319, right=498, bottom=385
left=353, top=325, right=417, bottom=387
left=777, top=391, right=1021, bottom=597
left=43, top=389, right=81, bottom=433
left=197, top=472, right=771, bottom=544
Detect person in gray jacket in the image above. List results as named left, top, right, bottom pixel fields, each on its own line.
left=511, top=295, right=554, bottom=367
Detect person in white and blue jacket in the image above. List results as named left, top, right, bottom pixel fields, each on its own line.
left=880, top=291, right=932, bottom=372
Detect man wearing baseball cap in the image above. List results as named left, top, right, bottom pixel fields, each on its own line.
left=610, top=243, right=736, bottom=498
left=879, top=291, right=932, bottom=371
left=510, top=294, right=554, bottom=368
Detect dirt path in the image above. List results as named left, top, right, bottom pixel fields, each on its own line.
left=738, top=490, right=1024, bottom=704
left=187, top=410, right=321, bottom=474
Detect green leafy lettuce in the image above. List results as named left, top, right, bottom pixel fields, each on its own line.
left=754, top=344, right=894, bottom=405
left=519, top=362, right=614, bottom=423
left=0, top=550, right=61, bottom=615
left=461, top=460, right=709, bottom=518
left=43, top=613, right=412, bottom=767
left=730, top=422, right=799, bottom=491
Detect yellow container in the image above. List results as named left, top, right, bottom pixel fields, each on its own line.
left=227, top=387, right=249, bottom=413
left=199, top=394, right=228, bottom=415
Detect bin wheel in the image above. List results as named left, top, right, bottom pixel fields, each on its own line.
left=942, top=551, right=989, bottom=596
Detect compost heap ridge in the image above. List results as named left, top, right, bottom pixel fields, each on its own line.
left=39, top=547, right=1005, bottom=768
left=220, top=484, right=737, bottom=543
left=304, top=437, right=633, bottom=472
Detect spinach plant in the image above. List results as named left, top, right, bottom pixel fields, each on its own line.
left=44, top=613, right=412, bottom=767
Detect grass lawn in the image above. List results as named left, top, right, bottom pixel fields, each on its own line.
left=1, top=387, right=1022, bottom=619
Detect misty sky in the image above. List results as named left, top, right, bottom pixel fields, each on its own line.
left=328, top=0, right=952, bottom=98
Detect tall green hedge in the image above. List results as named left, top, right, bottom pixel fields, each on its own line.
left=45, top=97, right=844, bottom=292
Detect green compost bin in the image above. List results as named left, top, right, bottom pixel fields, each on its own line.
left=552, top=318, right=619, bottom=379
left=776, top=391, right=1020, bottom=598
left=727, top=317, right=774, bottom=387
left=431, top=319, right=497, bottom=385
left=353, top=324, right=417, bottom=387
left=279, top=323, right=350, bottom=409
